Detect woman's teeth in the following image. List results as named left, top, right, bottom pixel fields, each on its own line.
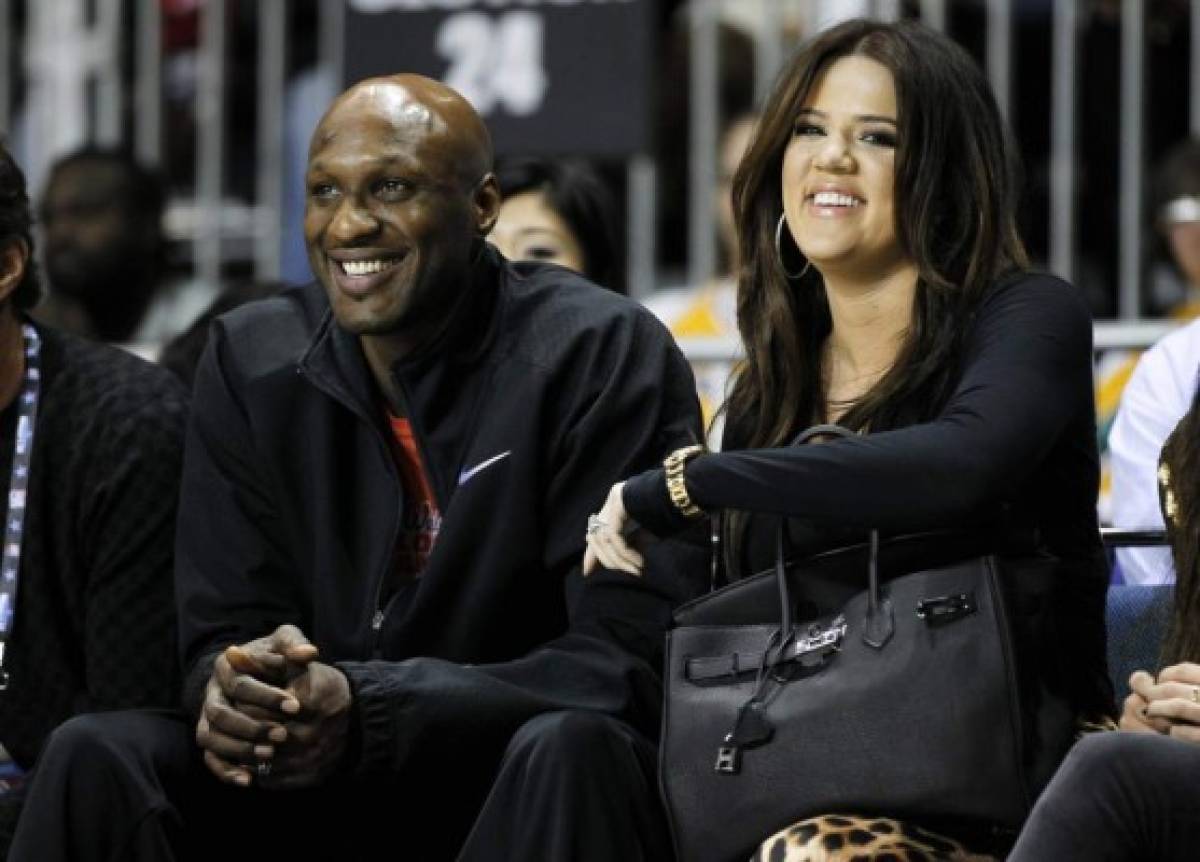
left=812, top=192, right=861, bottom=208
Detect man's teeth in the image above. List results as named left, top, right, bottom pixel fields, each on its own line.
left=340, top=259, right=394, bottom=276
left=812, top=192, right=861, bottom=208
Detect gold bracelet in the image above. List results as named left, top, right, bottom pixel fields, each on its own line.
left=663, top=444, right=706, bottom=519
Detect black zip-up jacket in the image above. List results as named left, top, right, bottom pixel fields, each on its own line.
left=176, top=251, right=705, bottom=774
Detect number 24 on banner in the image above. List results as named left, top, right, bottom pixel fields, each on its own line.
left=437, top=12, right=548, bottom=117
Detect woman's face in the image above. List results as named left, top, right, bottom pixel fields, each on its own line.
left=1166, top=221, right=1200, bottom=289
left=780, top=55, right=910, bottom=280
left=490, top=191, right=586, bottom=275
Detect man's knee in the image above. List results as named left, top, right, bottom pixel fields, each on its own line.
left=42, top=713, right=132, bottom=766
left=505, top=711, right=644, bottom=776
left=38, top=710, right=189, bottom=782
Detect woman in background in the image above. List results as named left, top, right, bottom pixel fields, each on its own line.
left=490, top=157, right=623, bottom=292
left=1008, top=383, right=1200, bottom=862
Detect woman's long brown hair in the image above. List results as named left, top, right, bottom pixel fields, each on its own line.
left=1160, top=381, right=1200, bottom=664
left=719, top=19, right=1029, bottom=577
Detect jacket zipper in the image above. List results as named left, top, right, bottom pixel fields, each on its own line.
left=367, top=372, right=446, bottom=658
left=367, top=428, right=404, bottom=659
left=296, top=362, right=405, bottom=659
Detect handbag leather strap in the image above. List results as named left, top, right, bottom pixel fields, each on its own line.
left=717, top=423, right=903, bottom=760
left=684, top=616, right=849, bottom=682
left=776, top=424, right=895, bottom=651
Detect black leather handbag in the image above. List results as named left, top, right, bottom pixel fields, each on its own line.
left=658, top=427, right=1072, bottom=862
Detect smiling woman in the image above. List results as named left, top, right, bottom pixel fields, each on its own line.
left=782, top=55, right=905, bottom=288
left=582, top=17, right=1112, bottom=861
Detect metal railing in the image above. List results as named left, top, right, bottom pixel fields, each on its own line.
left=1101, top=528, right=1168, bottom=548
left=675, top=319, right=1180, bottom=365
left=685, top=0, right=1200, bottom=319
left=0, top=1, right=1195, bottom=319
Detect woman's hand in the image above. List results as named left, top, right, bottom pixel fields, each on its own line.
left=1119, top=671, right=1172, bottom=734
left=1142, top=663, right=1200, bottom=743
left=582, top=482, right=646, bottom=576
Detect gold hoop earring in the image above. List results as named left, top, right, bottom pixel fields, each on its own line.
left=774, top=213, right=810, bottom=280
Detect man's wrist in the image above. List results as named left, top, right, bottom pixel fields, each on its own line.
left=330, top=666, right=361, bottom=781
left=183, top=651, right=222, bottom=720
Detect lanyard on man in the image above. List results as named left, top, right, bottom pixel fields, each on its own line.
left=0, top=323, right=41, bottom=690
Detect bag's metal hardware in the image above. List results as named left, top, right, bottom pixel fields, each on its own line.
left=916, top=592, right=977, bottom=626
left=715, top=740, right=741, bottom=774
left=716, top=700, right=773, bottom=775
left=781, top=616, right=846, bottom=666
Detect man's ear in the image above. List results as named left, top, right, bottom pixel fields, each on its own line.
left=0, top=238, right=28, bottom=306
left=473, top=173, right=501, bottom=236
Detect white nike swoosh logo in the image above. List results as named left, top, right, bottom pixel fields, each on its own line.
left=457, top=451, right=512, bottom=486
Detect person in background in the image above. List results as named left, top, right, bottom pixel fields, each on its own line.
left=587, top=18, right=1111, bottom=860
left=35, top=147, right=217, bottom=352
left=644, top=112, right=758, bottom=440
left=490, top=157, right=623, bottom=292
left=0, top=142, right=187, bottom=850
left=1147, top=139, right=1200, bottom=319
left=35, top=148, right=169, bottom=343
left=1108, top=322, right=1200, bottom=584
left=1008, top=383, right=1200, bottom=862
left=10, top=74, right=701, bottom=862
left=1108, top=139, right=1200, bottom=584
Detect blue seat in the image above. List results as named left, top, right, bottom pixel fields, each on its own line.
left=1105, top=584, right=1173, bottom=704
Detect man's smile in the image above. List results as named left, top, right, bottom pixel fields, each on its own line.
left=325, top=250, right=408, bottom=297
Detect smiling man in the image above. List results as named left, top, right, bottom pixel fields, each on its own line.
left=10, top=75, right=702, bottom=861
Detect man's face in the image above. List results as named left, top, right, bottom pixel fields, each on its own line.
left=40, top=162, right=151, bottom=302
left=304, top=89, right=480, bottom=338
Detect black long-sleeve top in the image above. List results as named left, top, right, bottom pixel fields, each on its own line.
left=626, top=272, right=1113, bottom=717
left=628, top=273, right=1100, bottom=559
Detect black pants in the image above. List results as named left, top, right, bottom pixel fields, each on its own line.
left=9, top=708, right=672, bottom=862
left=1008, top=731, right=1200, bottom=862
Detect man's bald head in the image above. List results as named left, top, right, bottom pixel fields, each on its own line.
left=303, top=73, right=502, bottom=349
left=313, top=74, right=493, bottom=188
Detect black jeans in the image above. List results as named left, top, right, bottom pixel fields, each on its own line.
left=9, top=708, right=672, bottom=862
left=1008, top=731, right=1200, bottom=862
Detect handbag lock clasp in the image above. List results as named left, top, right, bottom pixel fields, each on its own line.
left=780, top=616, right=847, bottom=668
left=915, top=592, right=976, bottom=626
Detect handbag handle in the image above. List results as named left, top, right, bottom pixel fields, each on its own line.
left=716, top=423, right=896, bottom=768
left=777, top=424, right=895, bottom=650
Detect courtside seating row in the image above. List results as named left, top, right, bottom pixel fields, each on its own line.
left=1103, top=528, right=1172, bottom=704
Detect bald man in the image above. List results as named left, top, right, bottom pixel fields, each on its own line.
left=10, top=76, right=702, bottom=860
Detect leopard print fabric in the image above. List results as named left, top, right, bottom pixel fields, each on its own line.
left=750, top=814, right=997, bottom=862
left=1076, top=715, right=1118, bottom=736
left=749, top=716, right=1118, bottom=861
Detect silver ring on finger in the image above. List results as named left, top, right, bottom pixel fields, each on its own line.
left=586, top=513, right=607, bottom=536
left=256, top=760, right=272, bottom=781
left=1192, top=686, right=1199, bottom=705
